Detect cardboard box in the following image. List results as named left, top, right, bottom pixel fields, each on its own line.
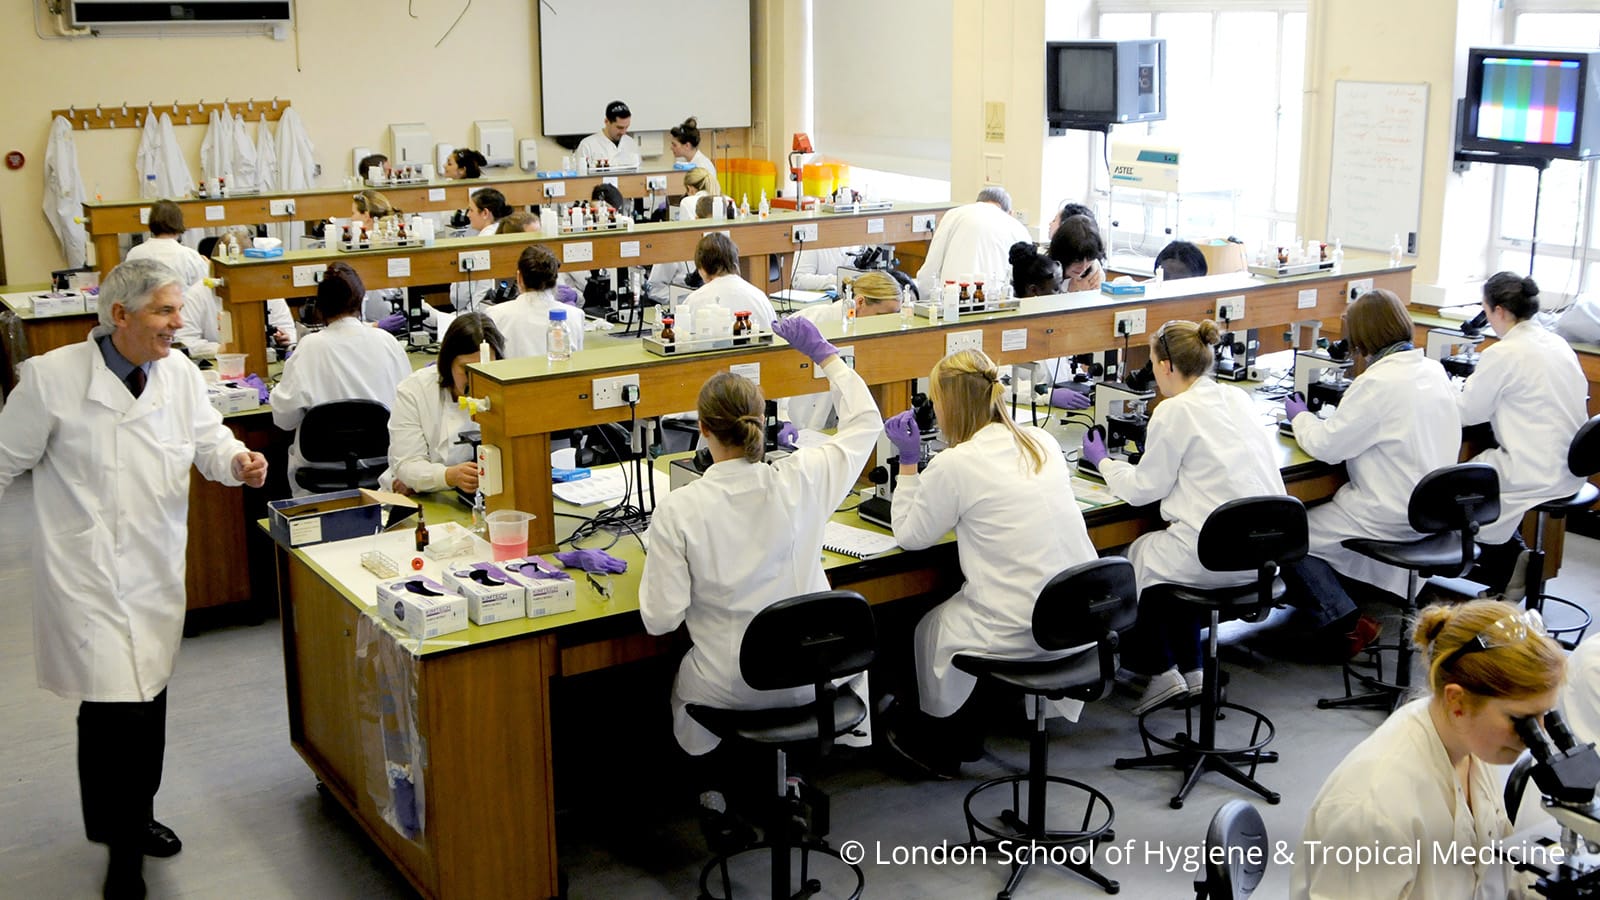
left=268, top=488, right=419, bottom=548
left=32, top=291, right=87, bottom=316
left=206, top=382, right=259, bottom=414
left=500, top=556, right=577, bottom=618
left=442, top=561, right=526, bottom=625
left=377, top=576, right=468, bottom=639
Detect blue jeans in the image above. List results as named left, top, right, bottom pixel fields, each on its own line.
left=1281, top=557, right=1360, bottom=630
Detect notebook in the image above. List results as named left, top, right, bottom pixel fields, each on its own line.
left=821, top=522, right=899, bottom=559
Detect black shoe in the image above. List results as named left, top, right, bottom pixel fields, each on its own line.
left=89, top=821, right=182, bottom=858
left=103, top=851, right=145, bottom=900
left=698, top=791, right=759, bottom=856
left=882, top=724, right=959, bottom=781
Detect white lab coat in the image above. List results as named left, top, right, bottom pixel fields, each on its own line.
left=136, top=107, right=161, bottom=199
left=378, top=366, right=474, bottom=494
left=792, top=245, right=860, bottom=292
left=175, top=282, right=223, bottom=359
left=645, top=260, right=693, bottom=304
left=680, top=275, right=778, bottom=333
left=155, top=112, right=194, bottom=199
left=576, top=131, right=641, bottom=165
left=1456, top=320, right=1588, bottom=544
left=275, top=107, right=316, bottom=191
left=892, top=424, right=1099, bottom=717
left=200, top=106, right=235, bottom=187
left=486, top=290, right=585, bottom=359
left=1564, top=635, right=1600, bottom=745
left=688, top=150, right=718, bottom=185
left=0, top=331, right=246, bottom=701
left=266, top=298, right=297, bottom=349
left=43, top=116, right=89, bottom=268
left=1099, top=377, right=1286, bottom=589
left=915, top=201, right=1029, bottom=299
left=125, top=236, right=209, bottom=289
left=1551, top=293, right=1600, bottom=343
left=679, top=191, right=724, bottom=221
left=255, top=118, right=279, bottom=192
left=640, top=357, right=882, bottom=753
left=270, top=317, right=411, bottom=495
left=778, top=302, right=845, bottom=431
left=1292, top=699, right=1527, bottom=900
left=231, top=114, right=259, bottom=193
left=1291, top=349, right=1463, bottom=598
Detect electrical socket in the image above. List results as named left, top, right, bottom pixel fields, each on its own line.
left=911, top=214, right=937, bottom=234
left=592, top=374, right=641, bottom=410
left=564, top=242, right=594, bottom=264
left=792, top=223, right=818, bottom=243
left=1113, top=309, right=1147, bottom=338
left=458, top=250, right=491, bottom=273
left=1217, top=295, right=1246, bottom=323
left=1346, top=278, right=1374, bottom=302
left=291, top=264, right=323, bottom=287
left=646, top=175, right=667, bottom=191
left=269, top=198, right=297, bottom=216
left=946, top=329, right=983, bottom=356
left=139, top=207, right=151, bottom=225
left=543, top=181, right=565, bottom=198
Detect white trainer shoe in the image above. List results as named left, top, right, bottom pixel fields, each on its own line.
left=1133, top=668, right=1189, bottom=716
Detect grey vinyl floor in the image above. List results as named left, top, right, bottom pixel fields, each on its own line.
left=1, top=470, right=1595, bottom=899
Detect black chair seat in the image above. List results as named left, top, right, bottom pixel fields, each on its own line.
left=1342, top=532, right=1479, bottom=574
left=686, top=693, right=867, bottom=747
left=952, top=646, right=1101, bottom=698
left=1144, top=578, right=1287, bottom=614
left=1536, top=482, right=1599, bottom=515
left=294, top=457, right=388, bottom=493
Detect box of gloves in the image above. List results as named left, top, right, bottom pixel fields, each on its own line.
left=499, top=556, right=577, bottom=619
left=442, top=561, right=526, bottom=625
left=376, top=575, right=468, bottom=639
left=207, top=382, right=259, bottom=414
left=268, top=489, right=418, bottom=548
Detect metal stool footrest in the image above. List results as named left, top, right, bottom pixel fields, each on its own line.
left=697, top=841, right=865, bottom=900
left=1320, top=641, right=1411, bottom=710
left=1529, top=594, right=1592, bottom=649
left=1132, top=701, right=1277, bottom=760
left=962, top=774, right=1116, bottom=846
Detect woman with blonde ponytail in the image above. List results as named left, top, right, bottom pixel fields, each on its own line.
left=1294, top=599, right=1565, bottom=899
left=880, top=349, right=1097, bottom=778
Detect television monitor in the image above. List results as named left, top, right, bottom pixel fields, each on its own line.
left=1046, top=39, right=1166, bottom=133
left=1460, top=46, right=1599, bottom=160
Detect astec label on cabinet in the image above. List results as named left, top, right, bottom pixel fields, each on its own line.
left=730, top=362, right=760, bottom=384
left=388, top=258, right=412, bottom=278
left=428, top=188, right=447, bottom=203
left=205, top=205, right=225, bottom=221
left=1297, top=288, right=1318, bottom=309
left=620, top=241, right=640, bottom=258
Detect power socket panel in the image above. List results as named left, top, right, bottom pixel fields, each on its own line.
left=592, top=374, right=641, bottom=411
left=1216, top=295, right=1246, bottom=323
left=946, top=329, right=983, bottom=356
left=458, top=250, right=491, bottom=273
left=269, top=198, right=297, bottom=216
left=1113, top=308, right=1147, bottom=339
left=792, top=223, right=819, bottom=243
left=912, top=214, right=937, bottom=234
left=543, top=181, right=566, bottom=198
left=1346, top=278, right=1375, bottom=302
left=292, top=264, right=323, bottom=288
left=645, top=175, right=667, bottom=191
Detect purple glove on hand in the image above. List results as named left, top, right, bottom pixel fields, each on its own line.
left=554, top=549, right=628, bottom=574
left=772, top=315, right=840, bottom=364
left=555, top=284, right=583, bottom=307
left=777, top=421, right=799, bottom=450
left=1051, top=385, right=1092, bottom=410
left=885, top=410, right=922, bottom=463
left=376, top=313, right=408, bottom=335
left=1285, top=392, right=1309, bottom=423
left=1081, top=426, right=1109, bottom=470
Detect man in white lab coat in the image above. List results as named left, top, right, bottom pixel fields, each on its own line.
left=678, top=233, right=778, bottom=333
left=0, top=259, right=268, bottom=898
left=123, top=201, right=210, bottom=290
left=915, top=187, right=1031, bottom=299
left=575, top=99, right=640, bottom=165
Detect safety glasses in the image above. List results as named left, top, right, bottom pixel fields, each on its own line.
left=1439, top=608, right=1547, bottom=671
left=1156, top=321, right=1175, bottom=364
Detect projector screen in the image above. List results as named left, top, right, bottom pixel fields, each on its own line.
left=538, top=0, right=752, bottom=136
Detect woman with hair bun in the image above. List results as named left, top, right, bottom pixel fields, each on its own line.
left=1081, top=319, right=1286, bottom=714
left=443, top=148, right=488, bottom=179
left=668, top=115, right=718, bottom=182
left=1009, top=240, right=1063, bottom=299
left=1293, top=598, right=1565, bottom=899
left=1458, top=272, right=1588, bottom=598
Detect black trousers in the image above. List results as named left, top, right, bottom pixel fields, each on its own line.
left=78, top=689, right=167, bottom=849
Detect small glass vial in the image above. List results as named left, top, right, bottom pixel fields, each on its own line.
left=414, top=509, right=430, bottom=552
left=943, top=281, right=960, bottom=323
left=899, top=286, right=915, bottom=329
left=928, top=283, right=943, bottom=324
left=1388, top=233, right=1404, bottom=267
left=732, top=311, right=752, bottom=342
left=973, top=281, right=986, bottom=306
left=840, top=282, right=857, bottom=333
left=547, top=308, right=572, bottom=362
left=1331, top=238, right=1345, bottom=273
left=660, top=315, right=676, bottom=343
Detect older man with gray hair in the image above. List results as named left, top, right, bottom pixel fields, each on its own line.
left=0, top=258, right=267, bottom=899
left=915, top=185, right=1033, bottom=299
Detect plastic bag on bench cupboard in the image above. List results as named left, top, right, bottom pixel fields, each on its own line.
left=356, top=614, right=428, bottom=844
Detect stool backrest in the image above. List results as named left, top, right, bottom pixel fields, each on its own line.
left=740, top=591, right=877, bottom=753
left=1408, top=463, right=1500, bottom=573
left=1197, top=496, right=1308, bottom=607
left=1196, top=800, right=1268, bottom=900
left=1033, top=557, right=1138, bottom=695
left=296, top=400, right=391, bottom=490
left=1567, top=415, right=1600, bottom=479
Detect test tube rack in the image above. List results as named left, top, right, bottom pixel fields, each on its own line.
left=643, top=330, right=775, bottom=357
left=821, top=199, right=895, bottom=214
left=366, top=169, right=430, bottom=187
left=910, top=296, right=1021, bottom=318
left=1247, top=259, right=1335, bottom=279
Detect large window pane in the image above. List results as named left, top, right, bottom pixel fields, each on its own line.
left=1497, top=161, right=1586, bottom=245
left=1514, top=13, right=1600, bottom=47
left=1276, top=12, right=1307, bottom=215
left=1097, top=12, right=1151, bottom=39
left=1212, top=12, right=1279, bottom=213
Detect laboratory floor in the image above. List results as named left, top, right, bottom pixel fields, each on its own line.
left=0, top=472, right=1596, bottom=899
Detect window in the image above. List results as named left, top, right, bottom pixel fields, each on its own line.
left=1489, top=6, right=1600, bottom=305
left=1092, top=3, right=1307, bottom=251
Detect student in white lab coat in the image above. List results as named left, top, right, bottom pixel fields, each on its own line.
left=270, top=263, right=411, bottom=495
left=1457, top=272, right=1588, bottom=598
left=1049, top=213, right=1106, bottom=294
left=880, top=349, right=1098, bottom=778
left=916, top=187, right=1031, bottom=299
left=1081, top=319, right=1286, bottom=714
left=669, top=116, right=719, bottom=184
left=640, top=315, right=881, bottom=758
left=1564, top=634, right=1600, bottom=745
left=1283, top=290, right=1459, bottom=658
left=790, top=245, right=863, bottom=292
left=348, top=190, right=408, bottom=323
left=676, top=166, right=719, bottom=221
left=679, top=233, right=778, bottom=331
left=780, top=272, right=902, bottom=430
left=0, top=259, right=267, bottom=897
left=486, top=244, right=585, bottom=359
left=1294, top=599, right=1565, bottom=900
left=380, top=313, right=503, bottom=495
left=442, top=148, right=487, bottom=180
left=576, top=100, right=640, bottom=165
left=125, top=201, right=210, bottom=290
left=1011, top=240, right=1097, bottom=414
left=446, top=188, right=513, bottom=314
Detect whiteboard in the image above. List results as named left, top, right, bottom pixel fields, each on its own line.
left=1326, top=81, right=1429, bottom=253
left=538, top=0, right=752, bottom=136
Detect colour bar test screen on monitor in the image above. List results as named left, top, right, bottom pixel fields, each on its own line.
left=1477, top=57, right=1581, bottom=146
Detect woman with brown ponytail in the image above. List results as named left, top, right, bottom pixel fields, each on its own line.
left=1293, top=599, right=1565, bottom=899
left=879, top=349, right=1097, bottom=778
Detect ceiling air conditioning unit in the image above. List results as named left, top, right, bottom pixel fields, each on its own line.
left=70, top=1, right=293, bottom=26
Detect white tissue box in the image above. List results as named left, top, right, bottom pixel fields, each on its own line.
left=206, top=382, right=258, bottom=414
left=500, top=556, right=577, bottom=618
left=376, top=576, right=468, bottom=638
left=442, top=561, right=526, bottom=625
left=32, top=291, right=86, bottom=316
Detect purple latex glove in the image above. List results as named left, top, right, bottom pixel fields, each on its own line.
left=375, top=312, right=408, bottom=335
left=1082, top=426, right=1109, bottom=470
left=884, top=410, right=922, bottom=463
left=555, top=284, right=582, bottom=307
left=554, top=549, right=628, bottom=574
left=1285, top=392, right=1309, bottom=423
left=1051, top=386, right=1091, bottom=410
left=772, top=315, right=840, bottom=364
left=777, top=421, right=799, bottom=450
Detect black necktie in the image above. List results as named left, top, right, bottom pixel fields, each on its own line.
left=125, top=367, right=146, bottom=398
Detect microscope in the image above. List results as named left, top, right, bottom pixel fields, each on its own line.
left=1079, top=362, right=1154, bottom=477
left=1508, top=711, right=1600, bottom=898
left=1426, top=310, right=1489, bottom=379
left=1293, top=338, right=1354, bottom=413
left=1215, top=328, right=1258, bottom=382
left=858, top=393, right=937, bottom=528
